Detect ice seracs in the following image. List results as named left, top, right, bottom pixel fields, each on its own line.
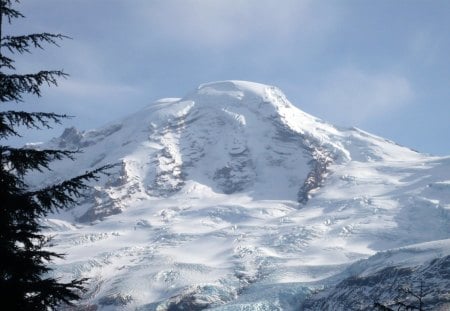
left=38, top=80, right=450, bottom=310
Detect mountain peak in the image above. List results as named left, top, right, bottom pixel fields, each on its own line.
left=183, top=80, right=292, bottom=113
left=43, top=80, right=344, bottom=218
left=196, top=80, right=271, bottom=98
left=38, top=81, right=450, bottom=310
left=43, top=80, right=422, bottom=210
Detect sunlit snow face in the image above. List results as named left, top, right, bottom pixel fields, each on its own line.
left=35, top=80, right=450, bottom=310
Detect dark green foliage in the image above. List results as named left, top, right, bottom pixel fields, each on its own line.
left=0, top=1, right=113, bottom=309
left=1, top=70, right=69, bottom=102
left=2, top=33, right=70, bottom=54
left=0, top=111, right=70, bottom=138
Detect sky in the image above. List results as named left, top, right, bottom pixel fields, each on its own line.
left=2, top=0, right=449, bottom=155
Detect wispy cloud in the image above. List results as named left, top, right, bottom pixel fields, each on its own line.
left=408, top=30, right=442, bottom=66
left=42, top=78, right=145, bottom=126
left=311, top=67, right=414, bottom=126
left=135, top=0, right=338, bottom=49
left=54, top=79, right=139, bottom=98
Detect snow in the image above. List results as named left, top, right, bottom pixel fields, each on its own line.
left=31, top=80, right=450, bottom=310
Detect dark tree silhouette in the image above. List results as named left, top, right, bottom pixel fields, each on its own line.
left=374, top=281, right=425, bottom=311
left=0, top=1, right=113, bottom=309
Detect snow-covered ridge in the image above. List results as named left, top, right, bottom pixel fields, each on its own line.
left=41, top=81, right=347, bottom=220
left=36, top=81, right=449, bottom=310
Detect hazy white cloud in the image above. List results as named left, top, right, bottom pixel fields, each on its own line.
left=312, top=67, right=414, bottom=126
left=44, top=78, right=145, bottom=123
left=408, top=30, right=441, bottom=66
left=54, top=79, right=138, bottom=98
left=136, top=0, right=338, bottom=48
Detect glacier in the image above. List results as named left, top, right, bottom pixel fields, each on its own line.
left=30, top=81, right=450, bottom=310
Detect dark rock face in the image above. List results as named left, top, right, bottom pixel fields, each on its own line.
left=74, top=162, right=128, bottom=223
left=303, top=255, right=450, bottom=311
left=213, top=154, right=255, bottom=194
left=297, top=148, right=332, bottom=204
left=147, top=147, right=185, bottom=197
left=57, top=127, right=85, bottom=148
left=53, top=124, right=123, bottom=149
left=77, top=189, right=122, bottom=223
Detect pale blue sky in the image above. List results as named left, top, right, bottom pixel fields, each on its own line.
left=2, top=0, right=449, bottom=155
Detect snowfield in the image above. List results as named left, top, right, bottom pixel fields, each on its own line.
left=31, top=81, right=450, bottom=310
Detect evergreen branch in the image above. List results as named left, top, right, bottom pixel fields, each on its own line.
left=30, top=277, right=88, bottom=306
left=0, top=1, right=24, bottom=23
left=2, top=33, right=70, bottom=54
left=29, top=164, right=118, bottom=211
left=0, top=70, right=68, bottom=102
left=1, top=0, right=100, bottom=307
left=1, top=146, right=78, bottom=176
left=0, top=111, right=70, bottom=139
left=0, top=55, right=15, bottom=69
left=0, top=167, right=26, bottom=192
left=5, top=221, right=41, bottom=244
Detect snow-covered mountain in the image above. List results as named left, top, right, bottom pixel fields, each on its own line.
left=35, top=81, right=450, bottom=310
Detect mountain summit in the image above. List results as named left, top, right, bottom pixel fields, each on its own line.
left=39, top=81, right=450, bottom=310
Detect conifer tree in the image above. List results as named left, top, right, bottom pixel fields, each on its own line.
left=0, top=1, right=113, bottom=309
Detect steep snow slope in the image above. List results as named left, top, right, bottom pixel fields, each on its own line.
left=33, top=81, right=450, bottom=310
